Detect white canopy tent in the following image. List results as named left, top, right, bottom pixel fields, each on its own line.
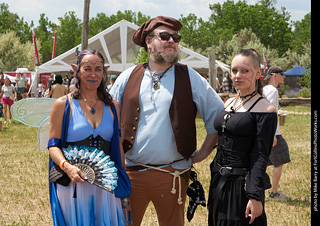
left=37, top=20, right=229, bottom=76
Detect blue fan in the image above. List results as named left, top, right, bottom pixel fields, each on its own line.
left=63, top=145, right=118, bottom=192
left=11, top=99, right=119, bottom=192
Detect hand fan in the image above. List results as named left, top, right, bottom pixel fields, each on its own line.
left=63, top=145, right=118, bottom=192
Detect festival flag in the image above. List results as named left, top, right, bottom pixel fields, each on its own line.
left=263, top=50, right=268, bottom=74
left=32, top=28, right=39, bottom=66
left=52, top=27, right=57, bottom=59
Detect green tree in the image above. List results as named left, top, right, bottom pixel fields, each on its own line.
left=134, top=47, right=148, bottom=64
left=55, top=11, right=82, bottom=57
left=291, top=12, right=311, bottom=54
left=0, top=31, right=38, bottom=71
left=0, top=3, right=32, bottom=43
left=207, top=0, right=292, bottom=55
left=211, top=28, right=278, bottom=68
left=35, top=13, right=57, bottom=63
left=89, top=10, right=150, bottom=38
left=178, top=13, right=214, bottom=52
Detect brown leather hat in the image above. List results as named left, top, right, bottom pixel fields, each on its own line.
left=133, top=16, right=182, bottom=48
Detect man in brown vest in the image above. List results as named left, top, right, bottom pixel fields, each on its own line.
left=110, top=16, right=224, bottom=225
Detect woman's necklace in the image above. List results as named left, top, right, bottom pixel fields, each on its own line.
left=221, top=91, right=258, bottom=133
left=230, top=90, right=257, bottom=113
left=239, top=90, right=257, bottom=99
left=81, top=95, right=99, bottom=115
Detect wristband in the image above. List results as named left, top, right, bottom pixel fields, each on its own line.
left=59, top=159, right=68, bottom=170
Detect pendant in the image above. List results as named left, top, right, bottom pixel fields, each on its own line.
left=153, top=82, right=160, bottom=90
left=90, top=107, right=96, bottom=114
left=221, top=121, right=226, bottom=133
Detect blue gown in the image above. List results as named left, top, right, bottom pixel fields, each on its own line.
left=48, top=96, right=131, bottom=226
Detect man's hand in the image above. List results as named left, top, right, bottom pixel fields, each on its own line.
left=191, top=133, right=218, bottom=164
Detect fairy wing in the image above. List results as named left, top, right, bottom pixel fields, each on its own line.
left=11, top=98, right=56, bottom=152
left=11, top=98, right=56, bottom=127
left=37, top=117, right=51, bottom=152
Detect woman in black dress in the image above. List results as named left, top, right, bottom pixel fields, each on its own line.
left=208, top=49, right=277, bottom=226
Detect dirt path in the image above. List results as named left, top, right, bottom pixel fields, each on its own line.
left=287, top=111, right=311, bottom=115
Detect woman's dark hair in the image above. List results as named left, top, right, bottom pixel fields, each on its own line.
left=234, top=48, right=263, bottom=95
left=54, top=74, right=63, bottom=84
left=72, top=49, right=113, bottom=106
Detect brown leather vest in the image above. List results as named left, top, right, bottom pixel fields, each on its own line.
left=121, top=63, right=197, bottom=160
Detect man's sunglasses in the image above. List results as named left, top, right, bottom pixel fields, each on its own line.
left=271, top=72, right=285, bottom=76
left=151, top=32, right=181, bottom=43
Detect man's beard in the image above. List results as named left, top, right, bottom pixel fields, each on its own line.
left=148, top=43, right=179, bottom=65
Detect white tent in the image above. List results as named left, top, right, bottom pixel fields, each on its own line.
left=37, top=20, right=229, bottom=76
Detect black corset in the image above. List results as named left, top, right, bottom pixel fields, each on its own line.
left=66, top=135, right=110, bottom=155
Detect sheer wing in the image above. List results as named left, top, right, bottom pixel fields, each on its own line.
left=11, top=98, right=56, bottom=152
left=38, top=117, right=50, bottom=152
left=11, top=98, right=56, bottom=127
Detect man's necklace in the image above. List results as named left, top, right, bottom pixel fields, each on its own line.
left=149, top=65, right=173, bottom=90
left=81, top=95, right=99, bottom=115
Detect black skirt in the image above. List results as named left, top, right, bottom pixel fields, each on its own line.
left=208, top=170, right=267, bottom=226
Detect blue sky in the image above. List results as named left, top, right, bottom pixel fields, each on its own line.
left=2, top=0, right=311, bottom=26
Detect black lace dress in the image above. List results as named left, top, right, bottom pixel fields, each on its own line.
left=208, top=99, right=277, bottom=226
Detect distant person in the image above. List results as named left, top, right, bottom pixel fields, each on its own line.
left=67, top=70, right=75, bottom=93
left=215, top=77, right=222, bottom=93
left=37, top=81, right=45, bottom=97
left=0, top=77, right=17, bottom=124
left=263, top=65, right=291, bottom=201
left=16, top=72, right=28, bottom=99
left=107, top=75, right=117, bottom=91
left=48, top=73, right=55, bottom=91
left=0, top=99, right=3, bottom=131
left=222, top=72, right=233, bottom=93
left=48, top=74, right=68, bottom=98
left=219, top=93, right=230, bottom=102
left=0, top=71, right=4, bottom=88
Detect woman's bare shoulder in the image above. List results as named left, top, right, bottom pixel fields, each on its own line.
left=251, top=97, right=276, bottom=113
left=224, top=97, right=236, bottom=109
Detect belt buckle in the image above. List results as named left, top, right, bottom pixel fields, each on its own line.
left=219, top=166, right=232, bottom=176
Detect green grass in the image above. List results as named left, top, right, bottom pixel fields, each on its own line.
left=0, top=106, right=311, bottom=225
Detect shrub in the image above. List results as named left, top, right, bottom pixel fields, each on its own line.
left=278, top=85, right=291, bottom=96
left=285, top=90, right=299, bottom=98
left=298, top=87, right=311, bottom=98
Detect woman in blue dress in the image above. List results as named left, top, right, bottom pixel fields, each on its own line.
left=48, top=49, right=130, bottom=226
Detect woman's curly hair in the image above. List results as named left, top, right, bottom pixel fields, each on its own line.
left=72, top=49, right=113, bottom=106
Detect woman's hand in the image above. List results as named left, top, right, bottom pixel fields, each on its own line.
left=245, top=199, right=263, bottom=224
left=64, top=162, right=87, bottom=183
left=272, top=135, right=277, bottom=147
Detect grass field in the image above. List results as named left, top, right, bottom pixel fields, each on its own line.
left=0, top=105, right=311, bottom=226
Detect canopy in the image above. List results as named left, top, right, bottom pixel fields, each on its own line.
left=284, top=65, right=311, bottom=77
left=37, top=20, right=229, bottom=75
left=4, top=73, right=16, bottom=83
